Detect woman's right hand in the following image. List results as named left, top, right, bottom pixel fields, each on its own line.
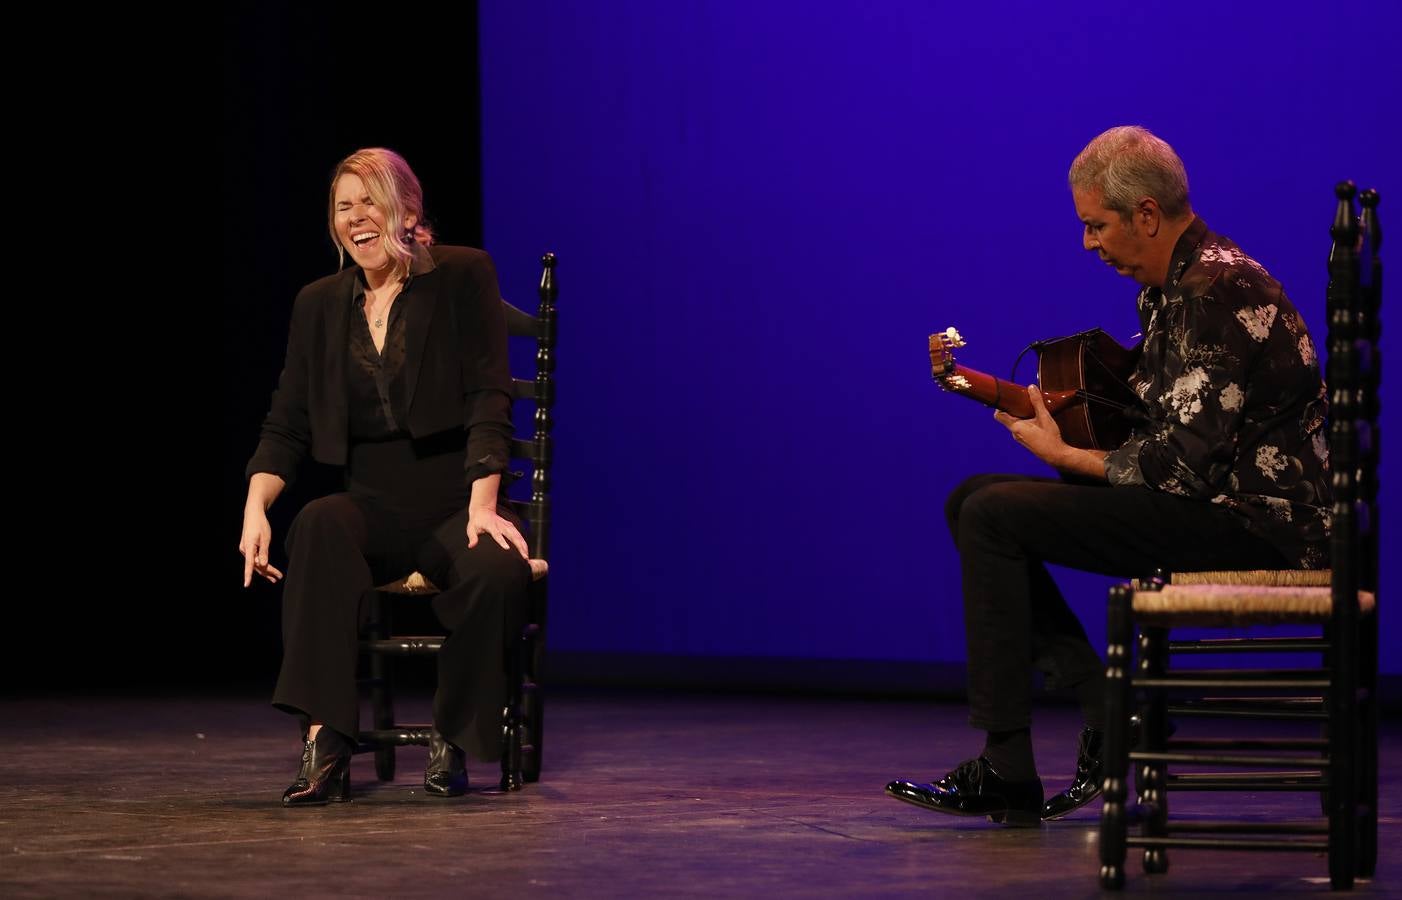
left=239, top=506, right=284, bottom=587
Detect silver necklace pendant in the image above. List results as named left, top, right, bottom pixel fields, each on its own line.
left=374, top=316, right=384, bottom=328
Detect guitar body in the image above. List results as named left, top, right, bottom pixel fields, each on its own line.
left=1036, top=330, right=1142, bottom=450
left=929, top=327, right=1142, bottom=451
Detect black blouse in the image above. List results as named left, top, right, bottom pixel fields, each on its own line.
left=347, top=275, right=411, bottom=441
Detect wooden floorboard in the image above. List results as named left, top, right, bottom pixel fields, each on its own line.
left=1, top=691, right=1395, bottom=897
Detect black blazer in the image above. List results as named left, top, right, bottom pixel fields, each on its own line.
left=246, top=245, right=513, bottom=487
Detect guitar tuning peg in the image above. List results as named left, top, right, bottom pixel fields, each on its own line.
left=945, top=326, right=966, bottom=348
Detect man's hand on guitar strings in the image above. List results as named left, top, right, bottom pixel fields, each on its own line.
left=995, top=385, right=1110, bottom=480
left=994, top=384, right=1066, bottom=465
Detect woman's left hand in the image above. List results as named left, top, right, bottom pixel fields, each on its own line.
left=466, top=507, right=529, bottom=560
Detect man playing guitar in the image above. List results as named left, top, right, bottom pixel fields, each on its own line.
left=886, top=126, right=1331, bottom=826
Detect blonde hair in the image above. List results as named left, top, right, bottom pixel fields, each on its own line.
left=328, top=147, right=435, bottom=282
left=1069, top=126, right=1191, bottom=222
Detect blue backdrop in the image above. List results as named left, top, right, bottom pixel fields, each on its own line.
left=477, top=2, right=1400, bottom=672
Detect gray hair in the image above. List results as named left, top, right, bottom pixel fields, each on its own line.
left=1068, top=126, right=1191, bottom=221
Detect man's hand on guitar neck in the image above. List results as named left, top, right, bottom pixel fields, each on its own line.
left=994, top=384, right=1110, bottom=482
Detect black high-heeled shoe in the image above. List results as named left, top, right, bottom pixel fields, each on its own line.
left=424, top=728, right=468, bottom=797
left=282, top=727, right=354, bottom=806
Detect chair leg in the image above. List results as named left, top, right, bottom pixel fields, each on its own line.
left=1359, top=613, right=1377, bottom=877
left=498, top=628, right=525, bottom=793
left=1319, top=620, right=1332, bottom=815
left=1327, top=621, right=1358, bottom=889
left=523, top=580, right=547, bottom=783
left=499, top=709, right=523, bottom=792
left=1140, top=625, right=1170, bottom=876
left=522, top=687, right=544, bottom=783
left=1099, top=583, right=1134, bottom=891
left=368, top=591, right=396, bottom=782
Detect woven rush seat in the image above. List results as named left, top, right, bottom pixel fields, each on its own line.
left=1134, top=581, right=1376, bottom=626
left=1170, top=568, right=1332, bottom=586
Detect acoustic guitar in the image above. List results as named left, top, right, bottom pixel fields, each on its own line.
left=928, top=327, right=1143, bottom=451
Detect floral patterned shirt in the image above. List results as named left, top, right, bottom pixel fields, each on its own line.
left=1105, top=217, right=1331, bottom=568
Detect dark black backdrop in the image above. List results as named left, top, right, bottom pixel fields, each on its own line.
left=6, top=4, right=484, bottom=694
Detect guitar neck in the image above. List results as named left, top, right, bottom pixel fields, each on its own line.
left=938, top=364, right=1036, bottom=418
left=928, top=326, right=1132, bottom=448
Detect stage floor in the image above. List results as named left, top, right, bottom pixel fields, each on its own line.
left=1, top=691, right=1395, bottom=897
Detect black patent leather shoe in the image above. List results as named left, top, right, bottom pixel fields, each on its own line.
left=1042, top=715, right=1153, bottom=820
left=282, top=727, right=353, bottom=806
left=886, top=757, right=1043, bottom=827
left=1041, top=726, right=1104, bottom=820
left=424, top=729, right=468, bottom=797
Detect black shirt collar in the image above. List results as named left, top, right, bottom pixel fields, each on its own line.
left=350, top=241, right=437, bottom=306
left=1165, top=216, right=1208, bottom=292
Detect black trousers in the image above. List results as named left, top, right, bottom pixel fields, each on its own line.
left=947, top=474, right=1288, bottom=732
left=272, top=438, right=531, bottom=762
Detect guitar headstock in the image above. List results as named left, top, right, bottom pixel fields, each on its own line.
left=928, top=326, right=966, bottom=382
